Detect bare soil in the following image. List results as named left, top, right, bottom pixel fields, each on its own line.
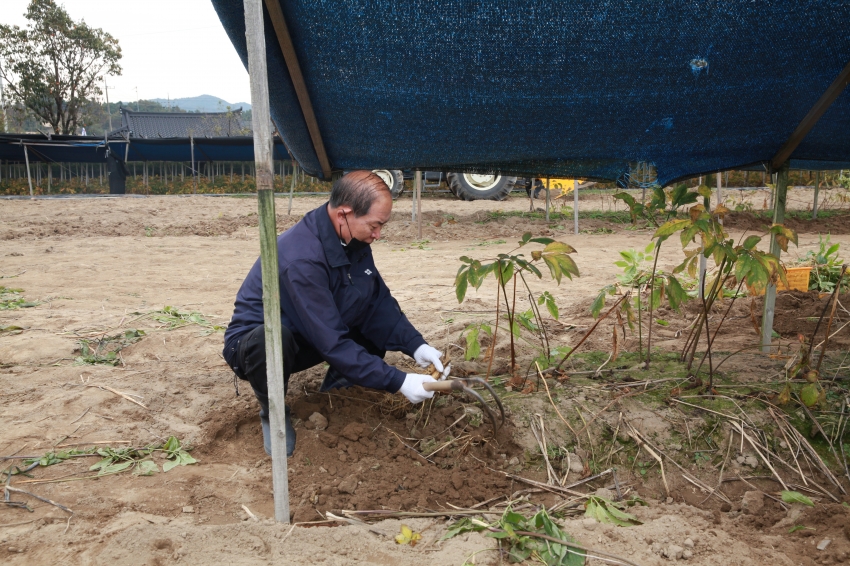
left=1, top=193, right=849, bottom=565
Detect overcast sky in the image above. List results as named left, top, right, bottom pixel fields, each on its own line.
left=3, top=0, right=251, bottom=105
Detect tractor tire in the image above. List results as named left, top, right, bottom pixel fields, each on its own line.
left=372, top=169, right=405, bottom=199
left=447, top=172, right=516, bottom=201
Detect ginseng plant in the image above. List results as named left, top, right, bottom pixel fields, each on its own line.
left=591, top=184, right=699, bottom=366
left=660, top=201, right=796, bottom=391
left=454, top=232, right=579, bottom=388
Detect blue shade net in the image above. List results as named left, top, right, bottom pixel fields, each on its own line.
left=211, top=0, right=850, bottom=185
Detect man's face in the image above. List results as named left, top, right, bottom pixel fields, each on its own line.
left=342, top=191, right=392, bottom=244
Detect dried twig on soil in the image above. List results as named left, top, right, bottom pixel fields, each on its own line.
left=551, top=292, right=630, bottom=373
left=68, top=407, right=90, bottom=425
left=768, top=409, right=843, bottom=498
left=529, top=415, right=559, bottom=485
left=0, top=519, right=37, bottom=528
left=383, top=427, right=435, bottom=465
left=700, top=430, right=733, bottom=506
left=734, top=473, right=789, bottom=510
left=624, top=422, right=670, bottom=498
left=812, top=265, right=847, bottom=373
left=241, top=504, right=259, bottom=522
left=794, top=396, right=847, bottom=494
left=840, top=397, right=850, bottom=485
left=499, top=468, right=614, bottom=500
left=67, top=382, right=148, bottom=409
left=535, top=362, right=579, bottom=442
left=5, top=486, right=72, bottom=514
left=728, top=420, right=788, bottom=491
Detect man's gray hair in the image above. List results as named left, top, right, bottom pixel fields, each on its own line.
left=329, top=170, right=390, bottom=217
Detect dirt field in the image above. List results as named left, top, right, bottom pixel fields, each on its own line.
left=1, top=192, right=849, bottom=565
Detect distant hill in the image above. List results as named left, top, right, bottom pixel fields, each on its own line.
left=150, top=95, right=251, bottom=113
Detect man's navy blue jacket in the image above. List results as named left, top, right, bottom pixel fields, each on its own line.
left=223, top=203, right=425, bottom=392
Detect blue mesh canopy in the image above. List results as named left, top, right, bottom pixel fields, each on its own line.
left=211, top=0, right=850, bottom=184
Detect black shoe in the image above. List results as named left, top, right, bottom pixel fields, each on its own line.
left=260, top=407, right=295, bottom=457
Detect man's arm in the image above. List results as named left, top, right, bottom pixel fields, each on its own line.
left=358, top=270, right=426, bottom=356
left=280, top=259, right=407, bottom=392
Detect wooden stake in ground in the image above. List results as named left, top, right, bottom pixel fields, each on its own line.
left=244, top=0, right=290, bottom=523
left=761, top=162, right=789, bottom=352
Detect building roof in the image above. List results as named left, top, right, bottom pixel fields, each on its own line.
left=117, top=108, right=250, bottom=139
left=212, top=0, right=850, bottom=183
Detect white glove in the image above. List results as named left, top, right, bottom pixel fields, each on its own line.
left=399, top=373, right=436, bottom=404
left=413, top=344, right=451, bottom=379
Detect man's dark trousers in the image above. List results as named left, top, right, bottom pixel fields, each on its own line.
left=234, top=323, right=386, bottom=455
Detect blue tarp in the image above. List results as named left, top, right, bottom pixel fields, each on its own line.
left=211, top=0, right=850, bottom=184
left=0, top=135, right=290, bottom=163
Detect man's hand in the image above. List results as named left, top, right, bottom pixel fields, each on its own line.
left=400, top=373, right=436, bottom=404
left=413, top=344, right=450, bottom=379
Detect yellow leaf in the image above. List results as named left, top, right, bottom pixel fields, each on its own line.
left=395, top=524, right=422, bottom=546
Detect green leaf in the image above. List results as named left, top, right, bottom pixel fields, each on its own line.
left=585, top=496, right=642, bottom=526
left=697, top=185, right=713, bottom=198
left=520, top=232, right=532, bottom=245
left=543, top=241, right=577, bottom=254
left=133, top=460, right=159, bottom=476
left=100, top=461, right=133, bottom=475
left=788, top=525, right=814, bottom=533
left=529, top=237, right=555, bottom=245
left=543, top=256, right=562, bottom=284
left=742, top=235, right=761, bottom=250
left=653, top=219, right=690, bottom=239
left=455, top=270, right=469, bottom=303
left=441, top=518, right=479, bottom=541
left=590, top=291, right=606, bottom=318
left=464, top=325, right=481, bottom=361
left=665, top=275, right=687, bottom=311
left=163, top=436, right=181, bottom=453
left=613, top=191, right=636, bottom=208
left=781, top=491, right=815, bottom=507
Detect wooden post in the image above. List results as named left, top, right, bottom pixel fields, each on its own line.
left=812, top=171, right=820, bottom=219
left=573, top=178, right=579, bottom=235
left=23, top=144, right=33, bottom=197
left=244, top=0, right=290, bottom=523
left=761, top=162, right=790, bottom=353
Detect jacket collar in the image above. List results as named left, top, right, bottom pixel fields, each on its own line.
left=315, top=203, right=351, bottom=268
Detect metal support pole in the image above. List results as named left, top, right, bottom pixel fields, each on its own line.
left=545, top=177, right=550, bottom=222
left=415, top=170, right=422, bottom=240
left=288, top=162, right=297, bottom=214
left=716, top=170, right=723, bottom=205
left=23, top=145, right=34, bottom=197
left=244, top=0, right=290, bottom=523
left=411, top=171, right=417, bottom=222
left=698, top=176, right=707, bottom=299
left=190, top=136, right=196, bottom=194
left=0, top=58, right=8, bottom=133
left=573, top=178, right=579, bottom=235
left=812, top=171, right=820, bottom=219
left=761, top=162, right=790, bottom=353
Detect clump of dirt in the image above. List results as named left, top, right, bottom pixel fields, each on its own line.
left=204, top=386, right=524, bottom=523
left=770, top=291, right=850, bottom=346
left=724, top=211, right=850, bottom=235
